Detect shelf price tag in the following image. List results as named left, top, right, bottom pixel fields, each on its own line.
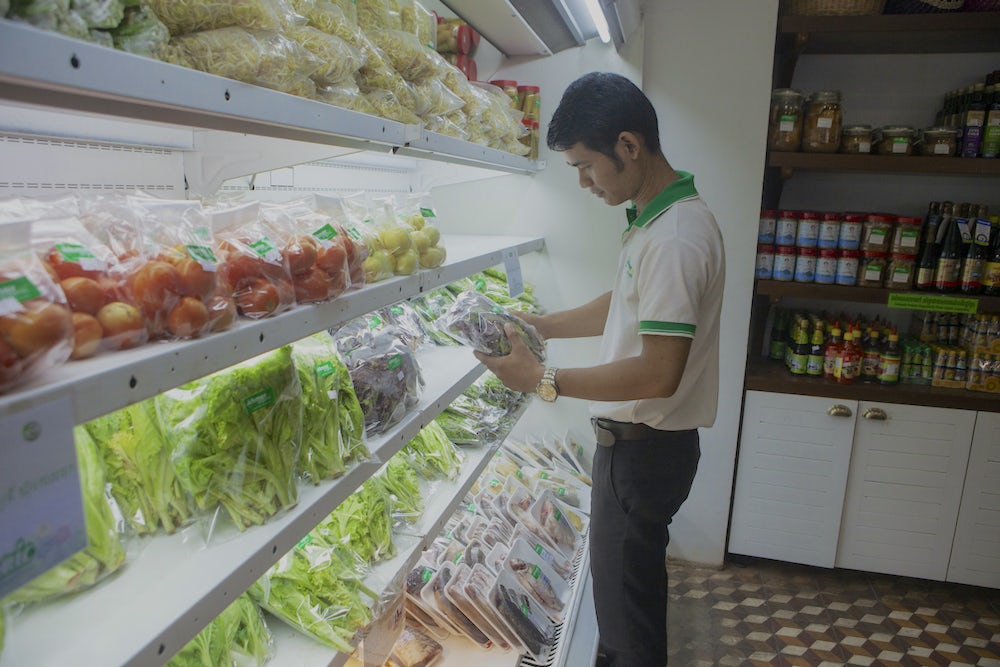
left=887, top=293, right=979, bottom=314
left=0, top=396, right=86, bottom=598
left=502, top=248, right=524, bottom=298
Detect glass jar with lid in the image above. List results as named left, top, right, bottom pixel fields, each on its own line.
left=767, top=89, right=803, bottom=152
left=840, top=125, right=872, bottom=154
left=919, top=126, right=959, bottom=157
left=859, top=252, right=888, bottom=287
left=876, top=126, right=916, bottom=156
left=862, top=214, right=894, bottom=253
left=803, top=91, right=842, bottom=153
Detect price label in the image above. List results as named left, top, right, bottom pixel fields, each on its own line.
left=0, top=396, right=86, bottom=598
left=887, top=293, right=979, bottom=314
left=502, top=249, right=524, bottom=298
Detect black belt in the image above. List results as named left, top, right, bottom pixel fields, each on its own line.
left=591, top=417, right=664, bottom=447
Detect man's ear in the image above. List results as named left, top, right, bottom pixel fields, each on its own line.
left=618, top=131, right=643, bottom=160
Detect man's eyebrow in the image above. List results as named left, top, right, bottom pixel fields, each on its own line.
left=567, top=159, right=587, bottom=167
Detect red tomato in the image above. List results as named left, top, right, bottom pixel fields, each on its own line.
left=61, top=277, right=105, bottom=315
left=131, top=261, right=181, bottom=313
left=236, top=278, right=280, bottom=318
left=45, top=246, right=103, bottom=281
left=175, top=258, right=217, bottom=300
left=167, top=297, right=210, bottom=338
left=315, top=242, right=347, bottom=274
left=70, top=312, right=103, bottom=359
left=221, top=252, right=265, bottom=288
left=0, top=336, right=25, bottom=389
left=96, top=301, right=146, bottom=350
left=293, top=266, right=330, bottom=303
left=97, top=277, right=130, bottom=305
left=0, top=300, right=73, bottom=358
left=286, top=236, right=319, bottom=275
left=205, top=294, right=237, bottom=332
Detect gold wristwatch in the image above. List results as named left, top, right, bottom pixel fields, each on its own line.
left=536, top=367, right=559, bottom=402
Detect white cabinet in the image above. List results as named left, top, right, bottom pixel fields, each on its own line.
left=835, top=402, right=975, bottom=581
left=728, top=391, right=857, bottom=568
left=948, top=411, right=1000, bottom=589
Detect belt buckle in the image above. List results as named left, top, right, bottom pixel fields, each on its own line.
left=591, top=417, right=616, bottom=447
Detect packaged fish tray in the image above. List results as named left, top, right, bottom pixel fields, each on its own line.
left=510, top=524, right=573, bottom=581
left=529, top=489, right=584, bottom=559
left=491, top=568, right=557, bottom=662
left=503, top=537, right=571, bottom=623
left=421, top=563, right=492, bottom=648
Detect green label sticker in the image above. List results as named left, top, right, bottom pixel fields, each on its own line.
left=516, top=470, right=523, bottom=479
left=531, top=565, right=542, bottom=580
left=315, top=361, right=336, bottom=379
left=185, top=244, right=217, bottom=263
left=295, top=534, right=313, bottom=549
left=534, top=543, right=543, bottom=555
left=390, top=305, right=404, bottom=315
left=193, top=227, right=212, bottom=242
left=887, top=293, right=979, bottom=314
left=466, top=502, right=475, bottom=512
left=489, top=478, right=501, bottom=489
left=312, top=223, right=339, bottom=241
left=558, top=487, right=566, bottom=496
left=54, top=242, right=96, bottom=262
left=540, top=472, right=548, bottom=480
left=554, top=508, right=562, bottom=522
left=388, top=354, right=402, bottom=370
left=250, top=237, right=278, bottom=257
left=475, top=279, right=487, bottom=292
left=521, top=603, right=531, bottom=617
left=421, top=567, right=433, bottom=582
left=0, top=276, right=41, bottom=304
left=454, top=552, right=464, bottom=564
left=243, top=387, right=277, bottom=414
left=346, top=225, right=363, bottom=241
left=491, top=306, right=503, bottom=314
left=420, top=207, right=436, bottom=218
left=368, top=315, right=383, bottom=329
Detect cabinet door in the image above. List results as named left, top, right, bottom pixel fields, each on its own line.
left=729, top=391, right=857, bottom=567
left=836, top=402, right=975, bottom=581
left=948, top=411, right=1000, bottom=589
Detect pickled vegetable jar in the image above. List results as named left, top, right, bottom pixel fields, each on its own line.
left=767, top=89, right=803, bottom=152
left=803, top=91, right=842, bottom=153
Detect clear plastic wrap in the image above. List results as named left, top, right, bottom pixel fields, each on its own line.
left=410, top=288, right=458, bottom=346
left=291, top=332, right=368, bottom=484
left=287, top=24, right=363, bottom=85
left=397, top=192, right=446, bottom=269
left=323, top=478, right=397, bottom=563
left=157, top=346, right=302, bottom=533
left=400, top=0, right=436, bottom=49
left=311, top=193, right=369, bottom=288
left=338, top=194, right=396, bottom=283
left=368, top=29, right=441, bottom=83
left=385, top=624, right=444, bottom=667
left=73, top=0, right=125, bottom=29
left=6, top=0, right=91, bottom=41
left=82, top=398, right=197, bottom=536
left=211, top=201, right=296, bottom=319
left=147, top=0, right=285, bottom=35
left=492, top=568, right=556, bottom=660
left=379, top=301, right=430, bottom=350
left=127, top=195, right=234, bottom=339
left=363, top=87, right=422, bottom=125
left=315, top=80, right=379, bottom=115
left=400, top=421, right=464, bottom=481
left=439, top=290, right=546, bottom=360
left=111, top=5, right=171, bottom=58
left=369, top=196, right=420, bottom=276
left=378, top=453, right=425, bottom=526
left=412, top=78, right=465, bottom=118
left=357, top=0, right=390, bottom=32
left=0, top=220, right=73, bottom=393
left=166, top=592, right=272, bottom=667
left=2, top=426, right=127, bottom=606
left=425, top=111, right=469, bottom=140
left=354, top=36, right=417, bottom=110
left=423, top=563, right=493, bottom=649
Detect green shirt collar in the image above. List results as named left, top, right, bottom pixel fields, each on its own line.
left=624, top=171, right=698, bottom=231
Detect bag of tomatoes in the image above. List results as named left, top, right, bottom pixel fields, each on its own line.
left=259, top=199, right=349, bottom=304
left=32, top=200, right=149, bottom=359
left=127, top=194, right=237, bottom=339
left=210, top=201, right=296, bottom=320
left=0, top=219, right=74, bottom=393
left=312, top=193, right=369, bottom=290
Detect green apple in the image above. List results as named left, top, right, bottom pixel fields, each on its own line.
left=363, top=249, right=395, bottom=282
left=419, top=246, right=447, bottom=268
left=423, top=224, right=440, bottom=246
left=410, top=229, right=431, bottom=253
left=378, top=226, right=411, bottom=255
left=407, top=212, right=425, bottom=230
left=394, top=248, right=419, bottom=275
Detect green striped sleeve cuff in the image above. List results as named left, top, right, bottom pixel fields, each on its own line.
left=639, top=321, right=696, bottom=337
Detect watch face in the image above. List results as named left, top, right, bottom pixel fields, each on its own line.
left=537, top=382, right=557, bottom=402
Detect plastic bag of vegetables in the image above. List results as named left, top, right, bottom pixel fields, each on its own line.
left=400, top=421, right=464, bottom=481
left=146, top=0, right=286, bottom=35
left=368, top=29, right=441, bottom=83
left=6, top=0, right=90, bottom=40
left=291, top=332, right=368, bottom=484
left=73, top=0, right=125, bottom=29
left=439, top=290, right=546, bottom=361
left=322, top=478, right=397, bottom=564
left=377, top=453, right=424, bottom=525
left=111, top=5, right=171, bottom=58
left=357, top=0, right=390, bottom=32
left=157, top=346, right=303, bottom=533
left=411, top=288, right=459, bottom=346
left=166, top=593, right=272, bottom=667
left=1, top=426, right=127, bottom=607
left=287, top=24, right=363, bottom=86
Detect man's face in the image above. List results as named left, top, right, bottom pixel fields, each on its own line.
left=562, top=140, right=637, bottom=207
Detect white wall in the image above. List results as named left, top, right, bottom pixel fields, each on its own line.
left=428, top=1, right=777, bottom=567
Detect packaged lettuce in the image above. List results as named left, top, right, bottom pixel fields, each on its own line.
left=378, top=454, right=423, bottom=524
left=401, top=421, right=463, bottom=481
left=111, top=5, right=170, bottom=58
left=167, top=593, right=271, bottom=667
left=439, top=290, right=546, bottom=361
left=320, top=479, right=396, bottom=564
left=73, top=0, right=126, bottom=29
left=3, top=427, right=126, bottom=606
left=84, top=398, right=196, bottom=535
left=157, top=346, right=302, bottom=532
left=7, top=0, right=90, bottom=40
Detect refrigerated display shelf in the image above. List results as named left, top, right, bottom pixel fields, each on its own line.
left=0, top=234, right=543, bottom=425
left=0, top=21, right=541, bottom=176
left=0, top=345, right=487, bottom=667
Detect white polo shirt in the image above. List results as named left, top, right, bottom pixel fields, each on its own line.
left=589, top=171, right=725, bottom=431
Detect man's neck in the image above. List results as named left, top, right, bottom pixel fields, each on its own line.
left=632, top=157, right=678, bottom=214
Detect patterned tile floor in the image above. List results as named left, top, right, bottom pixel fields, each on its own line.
left=665, top=558, right=1000, bottom=667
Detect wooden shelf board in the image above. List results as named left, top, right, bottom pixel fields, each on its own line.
left=754, top=280, right=1000, bottom=313
left=768, top=152, right=1000, bottom=176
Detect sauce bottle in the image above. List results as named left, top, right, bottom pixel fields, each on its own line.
left=877, top=332, right=901, bottom=385
left=984, top=222, right=1000, bottom=296
left=835, top=331, right=860, bottom=384
left=806, top=326, right=826, bottom=377
left=934, top=214, right=962, bottom=292
left=861, top=329, right=881, bottom=383
left=961, top=216, right=992, bottom=294
left=915, top=201, right=942, bottom=291
left=824, top=327, right=843, bottom=380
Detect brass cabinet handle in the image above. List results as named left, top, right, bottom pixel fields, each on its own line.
left=863, top=407, right=888, bottom=420
left=827, top=404, right=853, bottom=418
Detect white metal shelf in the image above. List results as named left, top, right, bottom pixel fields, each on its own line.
left=0, top=20, right=541, bottom=176
left=0, top=234, right=544, bottom=425
left=269, top=428, right=512, bottom=665
left=0, top=345, right=486, bottom=667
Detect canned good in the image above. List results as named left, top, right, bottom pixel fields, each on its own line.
left=876, top=125, right=916, bottom=156
left=794, top=247, right=817, bottom=282
left=887, top=253, right=916, bottom=289
left=755, top=244, right=775, bottom=279
left=890, top=216, right=922, bottom=254
left=518, top=85, right=541, bottom=122
left=776, top=210, right=798, bottom=247
left=862, top=214, right=894, bottom=253
left=489, top=79, right=519, bottom=107
left=838, top=213, right=864, bottom=250
left=758, top=209, right=777, bottom=244
left=836, top=249, right=859, bottom=286
left=815, top=248, right=838, bottom=284
left=859, top=251, right=888, bottom=287
left=796, top=211, right=820, bottom=248
left=802, top=90, right=842, bottom=153
left=767, top=89, right=804, bottom=152
left=818, top=213, right=841, bottom=249
left=919, top=126, right=958, bottom=157
left=840, top=125, right=872, bottom=154
left=774, top=245, right=796, bottom=281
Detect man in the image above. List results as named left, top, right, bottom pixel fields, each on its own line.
left=474, top=72, right=725, bottom=667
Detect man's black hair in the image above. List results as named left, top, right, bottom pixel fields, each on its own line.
left=546, top=72, right=662, bottom=161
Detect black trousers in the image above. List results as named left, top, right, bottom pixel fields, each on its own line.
left=590, top=427, right=701, bottom=667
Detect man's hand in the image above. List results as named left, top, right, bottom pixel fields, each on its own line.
left=474, top=323, right=545, bottom=393
left=513, top=311, right=548, bottom=340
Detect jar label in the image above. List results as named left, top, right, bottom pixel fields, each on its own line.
left=857, top=141, right=871, bottom=153
left=934, top=143, right=951, bottom=155
left=867, top=228, right=888, bottom=246
left=898, top=229, right=918, bottom=248
left=817, top=117, right=833, bottom=129
left=891, top=267, right=910, bottom=283
left=779, top=116, right=796, bottom=131
left=865, top=264, right=883, bottom=281
left=892, top=138, right=909, bottom=153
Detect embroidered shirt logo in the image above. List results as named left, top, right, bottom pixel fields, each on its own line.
left=625, top=258, right=634, bottom=279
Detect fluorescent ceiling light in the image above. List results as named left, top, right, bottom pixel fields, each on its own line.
left=583, top=0, right=610, bottom=43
